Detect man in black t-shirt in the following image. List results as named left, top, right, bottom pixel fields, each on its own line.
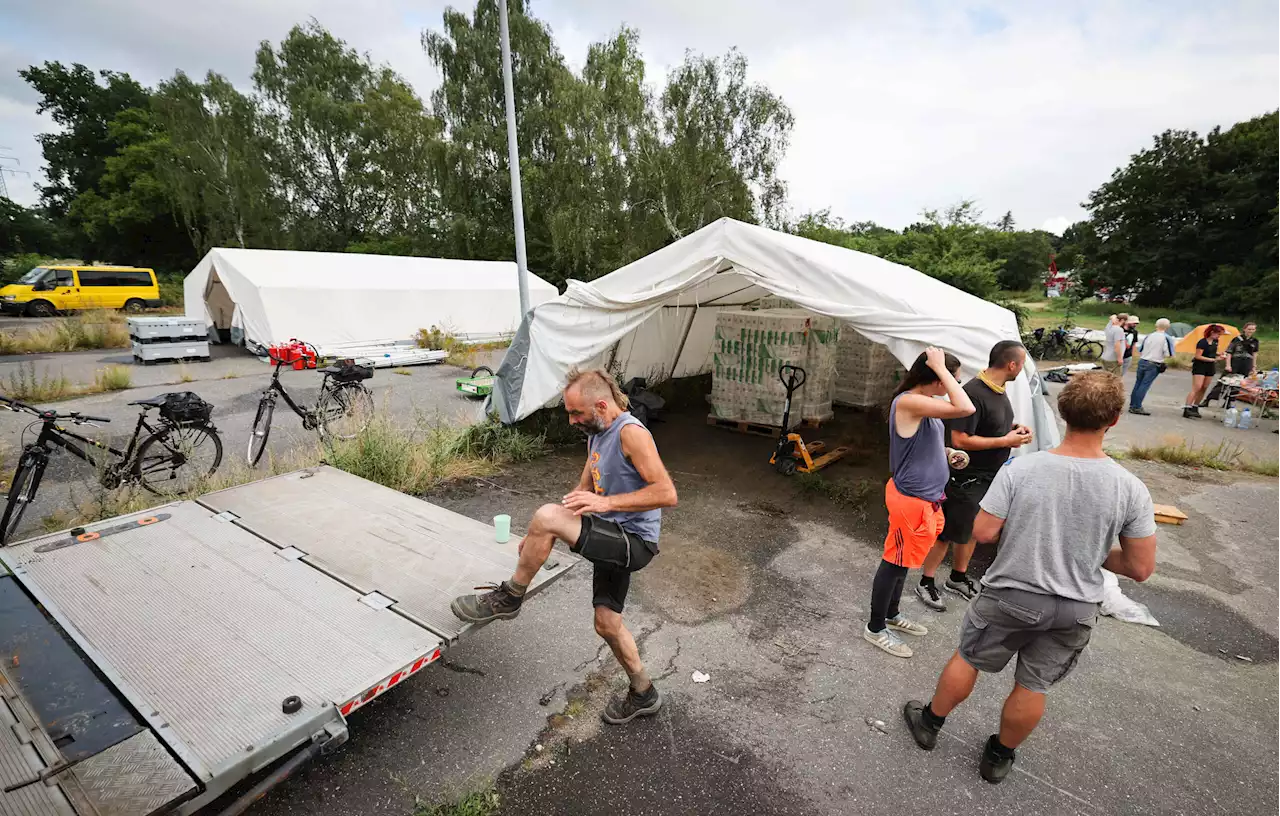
left=915, top=341, right=1034, bottom=611
left=1226, top=323, right=1260, bottom=378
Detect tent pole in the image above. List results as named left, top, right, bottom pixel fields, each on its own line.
left=669, top=306, right=698, bottom=379
left=498, top=0, right=532, bottom=319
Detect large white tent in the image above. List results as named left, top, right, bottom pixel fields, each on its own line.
left=183, top=248, right=557, bottom=350
left=492, top=217, right=1060, bottom=451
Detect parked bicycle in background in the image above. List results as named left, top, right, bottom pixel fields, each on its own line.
left=0, top=391, right=222, bottom=543
left=1022, top=326, right=1104, bottom=362
left=247, top=340, right=375, bottom=466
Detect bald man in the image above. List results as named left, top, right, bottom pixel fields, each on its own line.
left=451, top=368, right=678, bottom=724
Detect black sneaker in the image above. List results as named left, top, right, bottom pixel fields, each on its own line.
left=914, top=581, right=947, bottom=611
left=979, top=735, right=1015, bottom=784
left=450, top=582, right=524, bottom=623
left=944, top=575, right=977, bottom=600
left=902, top=700, right=940, bottom=751
left=1182, top=407, right=1200, bottom=419
left=602, top=684, right=662, bottom=725
left=1129, top=407, right=1151, bottom=416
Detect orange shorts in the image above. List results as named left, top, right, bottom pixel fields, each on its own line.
left=883, top=479, right=945, bottom=569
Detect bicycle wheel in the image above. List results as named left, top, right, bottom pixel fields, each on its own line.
left=1, top=451, right=47, bottom=545
left=135, top=424, right=223, bottom=496
left=248, top=399, right=275, bottom=467
left=316, top=383, right=374, bottom=440
left=1075, top=341, right=1104, bottom=362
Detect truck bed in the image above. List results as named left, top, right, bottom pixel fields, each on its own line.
left=0, top=467, right=573, bottom=815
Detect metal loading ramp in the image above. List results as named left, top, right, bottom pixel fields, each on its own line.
left=197, top=466, right=570, bottom=641
left=0, top=467, right=575, bottom=815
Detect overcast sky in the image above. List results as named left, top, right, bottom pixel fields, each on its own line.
left=1, top=0, right=1276, bottom=233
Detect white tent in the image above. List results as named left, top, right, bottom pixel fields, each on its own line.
left=183, top=248, right=557, bottom=350
left=492, top=217, right=1060, bottom=451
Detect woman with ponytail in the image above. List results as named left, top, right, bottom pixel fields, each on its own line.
left=866, top=347, right=975, bottom=658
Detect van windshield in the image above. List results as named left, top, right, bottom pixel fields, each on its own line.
left=16, top=267, right=50, bottom=285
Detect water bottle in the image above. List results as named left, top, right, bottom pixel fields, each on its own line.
left=1223, top=407, right=1238, bottom=429
left=1238, top=407, right=1252, bottom=430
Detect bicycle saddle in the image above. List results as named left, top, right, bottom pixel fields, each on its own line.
left=128, top=395, right=169, bottom=407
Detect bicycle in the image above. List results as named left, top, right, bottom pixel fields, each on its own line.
left=1025, top=326, right=1103, bottom=362
left=0, top=391, right=223, bottom=544
left=247, top=342, right=375, bottom=467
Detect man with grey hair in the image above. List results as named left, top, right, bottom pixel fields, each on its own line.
left=451, top=368, right=678, bottom=724
left=1128, top=318, right=1175, bottom=415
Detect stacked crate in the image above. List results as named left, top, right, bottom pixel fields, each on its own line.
left=129, top=316, right=211, bottom=364
left=708, top=309, right=840, bottom=427
left=832, top=329, right=904, bottom=408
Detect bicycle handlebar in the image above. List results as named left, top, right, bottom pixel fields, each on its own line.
left=0, top=396, right=110, bottom=424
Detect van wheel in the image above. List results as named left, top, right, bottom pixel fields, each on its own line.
left=123, top=299, right=146, bottom=313
left=25, top=300, right=54, bottom=318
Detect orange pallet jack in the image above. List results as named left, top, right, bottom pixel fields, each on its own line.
left=769, top=364, right=851, bottom=475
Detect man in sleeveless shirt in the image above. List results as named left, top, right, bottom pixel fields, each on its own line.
left=451, top=368, right=678, bottom=724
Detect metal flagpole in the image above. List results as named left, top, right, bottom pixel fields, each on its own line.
left=498, top=0, right=531, bottom=318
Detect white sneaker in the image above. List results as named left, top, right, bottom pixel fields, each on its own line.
left=886, top=615, right=929, bottom=637
left=864, top=625, right=913, bottom=658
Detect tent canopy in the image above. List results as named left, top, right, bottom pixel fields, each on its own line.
left=493, top=217, right=1060, bottom=451
left=183, top=248, right=557, bottom=350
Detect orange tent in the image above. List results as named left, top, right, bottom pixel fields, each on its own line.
left=1174, top=323, right=1240, bottom=354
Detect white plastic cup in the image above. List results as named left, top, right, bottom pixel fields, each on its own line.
left=493, top=514, right=512, bottom=544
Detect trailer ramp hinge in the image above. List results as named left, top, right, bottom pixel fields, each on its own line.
left=213, top=511, right=240, bottom=522
left=358, top=591, right=395, bottom=610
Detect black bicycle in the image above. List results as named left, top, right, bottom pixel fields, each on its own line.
left=247, top=344, right=375, bottom=467
left=1024, top=326, right=1104, bottom=362
left=0, top=391, right=223, bottom=543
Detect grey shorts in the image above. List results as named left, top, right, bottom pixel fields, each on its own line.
left=959, top=586, right=1099, bottom=694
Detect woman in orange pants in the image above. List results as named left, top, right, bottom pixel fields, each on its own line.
left=866, top=347, right=974, bottom=658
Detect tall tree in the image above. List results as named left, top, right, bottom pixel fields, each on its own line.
left=153, top=71, right=280, bottom=253
left=19, top=62, right=150, bottom=220
left=254, top=22, right=442, bottom=250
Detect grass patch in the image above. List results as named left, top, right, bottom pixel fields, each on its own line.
left=1123, top=438, right=1278, bottom=476
left=175, top=364, right=195, bottom=383
left=94, top=365, right=132, bottom=392
left=415, top=325, right=510, bottom=369
left=795, top=472, right=881, bottom=517
left=0, top=312, right=131, bottom=355
left=6, top=363, right=74, bottom=402
left=393, top=368, right=413, bottom=376
left=324, top=415, right=546, bottom=496
left=412, top=789, right=499, bottom=816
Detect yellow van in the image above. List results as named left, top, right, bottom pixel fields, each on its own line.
left=0, top=265, right=160, bottom=316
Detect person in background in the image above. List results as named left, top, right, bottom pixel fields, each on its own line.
left=1128, top=318, right=1175, bottom=416
left=1121, top=315, right=1140, bottom=376
left=916, top=341, right=1032, bottom=611
left=1184, top=324, right=1226, bottom=419
left=902, top=373, right=1157, bottom=784
left=1226, top=323, right=1259, bottom=378
left=866, top=348, right=975, bottom=659
left=1101, top=313, right=1129, bottom=375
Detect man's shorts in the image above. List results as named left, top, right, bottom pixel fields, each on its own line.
left=1102, top=360, right=1122, bottom=374
left=940, top=472, right=997, bottom=545
left=959, top=585, right=1099, bottom=694
left=882, top=479, right=945, bottom=569
left=571, top=515, right=659, bottom=614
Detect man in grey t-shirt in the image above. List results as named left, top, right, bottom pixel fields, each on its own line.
left=1101, top=313, right=1128, bottom=374
left=902, top=373, right=1157, bottom=784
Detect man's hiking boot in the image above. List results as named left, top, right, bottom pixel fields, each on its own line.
left=601, top=684, right=662, bottom=724
left=450, top=581, right=524, bottom=623
left=944, top=575, right=977, bottom=600
left=902, top=700, right=940, bottom=750
left=980, top=735, right=1016, bottom=784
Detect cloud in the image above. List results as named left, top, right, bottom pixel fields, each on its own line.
left=0, top=0, right=1275, bottom=236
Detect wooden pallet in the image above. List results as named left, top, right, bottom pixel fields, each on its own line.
left=705, top=415, right=823, bottom=438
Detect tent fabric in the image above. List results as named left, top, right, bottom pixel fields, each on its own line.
left=183, top=248, right=557, bottom=350
left=493, top=217, right=1061, bottom=452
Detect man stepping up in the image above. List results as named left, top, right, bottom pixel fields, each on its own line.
left=451, top=368, right=677, bottom=725
left=916, top=341, right=1033, bottom=611
left=903, top=373, right=1157, bottom=784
